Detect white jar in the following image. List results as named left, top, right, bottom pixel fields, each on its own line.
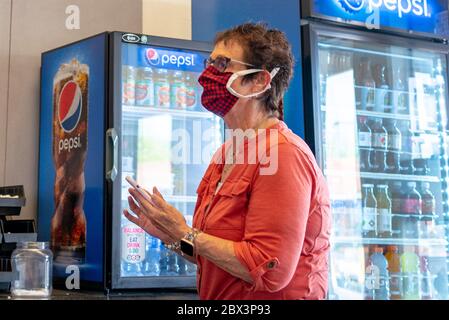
left=11, top=242, right=53, bottom=298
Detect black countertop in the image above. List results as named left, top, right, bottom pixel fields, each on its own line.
left=0, top=289, right=199, bottom=300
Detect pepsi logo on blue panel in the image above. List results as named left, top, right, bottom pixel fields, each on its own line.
left=146, top=48, right=160, bottom=66
left=338, top=0, right=365, bottom=13
left=58, top=81, right=82, bottom=133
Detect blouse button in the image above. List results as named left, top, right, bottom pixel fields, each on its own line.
left=266, top=260, right=277, bottom=269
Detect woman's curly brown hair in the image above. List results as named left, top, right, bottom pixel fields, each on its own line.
left=214, top=22, right=295, bottom=121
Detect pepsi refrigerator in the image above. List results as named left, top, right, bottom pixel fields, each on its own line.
left=301, top=0, right=449, bottom=299
left=37, top=32, right=223, bottom=291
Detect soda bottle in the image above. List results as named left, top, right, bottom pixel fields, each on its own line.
left=370, top=118, right=388, bottom=172
left=374, top=64, right=391, bottom=113
left=358, top=116, right=372, bottom=172
left=392, top=64, right=408, bottom=115
left=375, top=185, right=392, bottom=238
left=159, top=241, right=169, bottom=276
left=419, top=250, right=433, bottom=300
left=370, top=247, right=390, bottom=300
left=364, top=245, right=374, bottom=300
left=143, top=235, right=161, bottom=276
left=420, top=182, right=436, bottom=238
left=135, top=67, right=155, bottom=107
left=362, top=184, right=377, bottom=238
left=184, top=72, right=198, bottom=111
left=400, top=246, right=421, bottom=300
left=412, top=134, right=427, bottom=175
left=401, top=182, right=422, bottom=239
left=154, top=68, right=171, bottom=108
left=390, top=181, right=404, bottom=238
left=122, top=65, right=136, bottom=105
left=400, top=121, right=415, bottom=174
left=170, top=71, right=187, bottom=109
left=357, top=57, right=376, bottom=111
left=385, top=246, right=403, bottom=300
left=384, top=119, right=402, bottom=173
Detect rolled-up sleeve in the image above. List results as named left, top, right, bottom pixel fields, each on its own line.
left=233, top=143, right=314, bottom=293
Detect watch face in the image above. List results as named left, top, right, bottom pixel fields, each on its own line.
left=180, top=240, right=194, bottom=256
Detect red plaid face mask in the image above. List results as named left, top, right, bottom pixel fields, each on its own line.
left=198, top=66, right=239, bottom=118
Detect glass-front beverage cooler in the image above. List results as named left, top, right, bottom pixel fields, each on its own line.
left=38, top=32, right=223, bottom=291
left=114, top=35, right=223, bottom=289
left=301, top=0, right=449, bottom=300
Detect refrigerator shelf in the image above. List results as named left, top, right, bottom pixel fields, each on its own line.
left=164, top=195, right=198, bottom=203
left=360, top=171, right=440, bottom=183
left=122, top=105, right=214, bottom=119
left=324, top=169, right=440, bottom=183
left=332, top=236, right=449, bottom=247
left=356, top=109, right=412, bottom=121
left=318, top=42, right=432, bottom=63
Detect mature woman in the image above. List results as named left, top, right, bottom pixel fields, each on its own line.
left=124, top=23, right=331, bottom=300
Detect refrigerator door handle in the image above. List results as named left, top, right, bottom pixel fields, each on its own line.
left=106, top=128, right=119, bottom=182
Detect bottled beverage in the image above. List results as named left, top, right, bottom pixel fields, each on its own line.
left=364, top=245, right=374, bottom=300
left=370, top=247, right=390, bottom=300
left=400, top=246, right=421, bottom=300
left=121, top=223, right=146, bottom=276
left=374, top=64, right=391, bottom=113
left=375, top=185, right=392, bottom=238
left=170, top=71, right=187, bottom=109
left=362, top=184, right=377, bottom=238
left=154, top=68, right=171, bottom=108
left=135, top=67, right=154, bottom=107
left=122, top=65, right=136, bottom=105
left=384, top=119, right=402, bottom=173
left=401, top=182, right=422, bottom=239
left=390, top=181, right=404, bottom=238
left=357, top=57, right=376, bottom=111
left=184, top=72, right=198, bottom=111
left=370, top=118, right=388, bottom=172
left=143, top=235, right=161, bottom=276
left=358, top=116, right=372, bottom=172
left=400, top=121, right=415, bottom=174
left=51, top=59, right=88, bottom=264
left=419, top=251, right=433, bottom=300
left=392, top=64, right=408, bottom=115
left=159, top=241, right=169, bottom=276
left=412, top=134, right=428, bottom=175
left=420, top=182, right=436, bottom=238
left=385, top=246, right=402, bottom=300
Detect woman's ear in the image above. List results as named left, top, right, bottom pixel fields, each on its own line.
left=252, top=71, right=271, bottom=92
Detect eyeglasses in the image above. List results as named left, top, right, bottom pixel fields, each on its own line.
left=204, top=55, right=255, bottom=72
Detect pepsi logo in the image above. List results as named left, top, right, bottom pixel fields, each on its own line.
left=58, top=81, right=82, bottom=133
left=337, top=0, right=365, bottom=13
left=146, top=48, right=160, bottom=66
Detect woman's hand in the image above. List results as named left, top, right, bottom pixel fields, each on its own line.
left=123, top=186, right=190, bottom=244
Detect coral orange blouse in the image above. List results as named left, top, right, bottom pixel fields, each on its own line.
left=192, top=121, right=331, bottom=300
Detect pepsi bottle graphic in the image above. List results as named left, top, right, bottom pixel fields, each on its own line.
left=51, top=59, right=88, bottom=264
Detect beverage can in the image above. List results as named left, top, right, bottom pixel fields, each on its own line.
left=51, top=58, right=88, bottom=264
left=154, top=69, right=171, bottom=108
left=171, top=71, right=187, bottom=109
left=135, top=67, right=154, bottom=106
left=122, top=65, right=136, bottom=105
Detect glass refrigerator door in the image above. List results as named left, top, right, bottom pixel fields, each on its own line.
left=314, top=31, right=449, bottom=300
left=119, top=42, right=223, bottom=282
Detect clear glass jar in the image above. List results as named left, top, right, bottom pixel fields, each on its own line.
left=11, top=242, right=53, bottom=298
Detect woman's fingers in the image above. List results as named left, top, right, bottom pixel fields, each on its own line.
left=123, top=209, right=140, bottom=226
left=127, top=196, right=143, bottom=216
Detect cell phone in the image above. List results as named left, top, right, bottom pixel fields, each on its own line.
left=125, top=176, right=152, bottom=202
